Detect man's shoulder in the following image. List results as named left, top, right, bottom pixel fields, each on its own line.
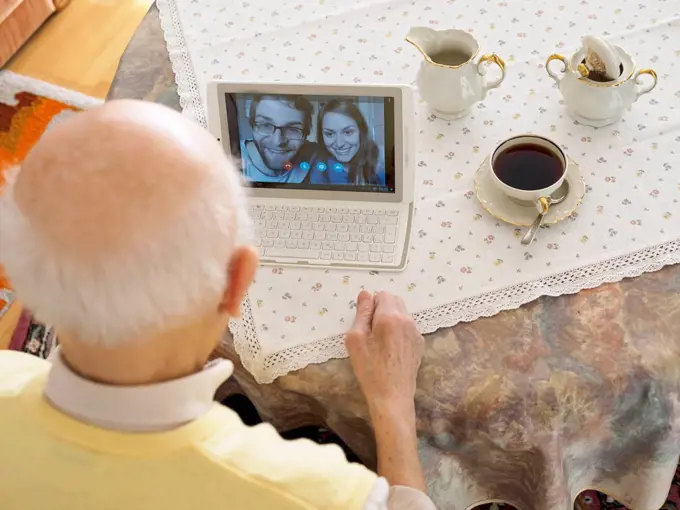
left=0, top=351, right=50, bottom=397
left=197, top=412, right=378, bottom=509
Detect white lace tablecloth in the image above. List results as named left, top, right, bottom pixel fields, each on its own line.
left=158, top=0, right=680, bottom=383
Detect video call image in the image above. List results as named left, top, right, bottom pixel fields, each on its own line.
left=225, top=93, right=395, bottom=193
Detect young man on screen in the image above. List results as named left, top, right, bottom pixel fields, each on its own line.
left=241, top=94, right=320, bottom=184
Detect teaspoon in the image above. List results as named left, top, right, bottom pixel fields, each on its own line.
left=520, top=181, right=570, bottom=245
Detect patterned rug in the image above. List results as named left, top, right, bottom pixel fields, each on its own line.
left=1, top=71, right=679, bottom=510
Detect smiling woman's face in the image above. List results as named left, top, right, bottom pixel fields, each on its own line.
left=322, top=112, right=359, bottom=163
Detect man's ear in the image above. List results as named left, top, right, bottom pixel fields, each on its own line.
left=218, top=245, right=259, bottom=317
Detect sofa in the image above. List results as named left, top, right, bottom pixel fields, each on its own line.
left=0, top=0, right=70, bottom=68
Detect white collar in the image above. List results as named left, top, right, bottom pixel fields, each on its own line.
left=44, top=347, right=234, bottom=432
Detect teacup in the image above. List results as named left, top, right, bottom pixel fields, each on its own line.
left=489, top=135, right=568, bottom=204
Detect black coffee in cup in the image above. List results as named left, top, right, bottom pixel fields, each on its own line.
left=493, top=143, right=564, bottom=190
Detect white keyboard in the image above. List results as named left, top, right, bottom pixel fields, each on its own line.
left=249, top=204, right=401, bottom=265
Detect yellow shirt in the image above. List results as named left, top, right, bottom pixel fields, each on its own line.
left=0, top=350, right=379, bottom=510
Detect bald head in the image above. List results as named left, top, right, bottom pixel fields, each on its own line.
left=0, top=100, right=252, bottom=345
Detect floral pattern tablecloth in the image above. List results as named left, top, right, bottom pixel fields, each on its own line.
left=158, top=0, right=680, bottom=383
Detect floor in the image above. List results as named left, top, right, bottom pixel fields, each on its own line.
left=5, top=0, right=154, bottom=99
left=1, top=0, right=153, bottom=348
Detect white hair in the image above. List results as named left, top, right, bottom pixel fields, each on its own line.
left=0, top=163, right=252, bottom=347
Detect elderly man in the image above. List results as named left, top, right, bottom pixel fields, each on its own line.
left=0, top=100, right=435, bottom=510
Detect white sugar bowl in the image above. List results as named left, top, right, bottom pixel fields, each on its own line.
left=545, top=45, right=657, bottom=127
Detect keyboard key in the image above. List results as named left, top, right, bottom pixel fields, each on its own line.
left=296, top=213, right=308, bottom=221
left=355, top=215, right=366, bottom=224
left=386, top=210, right=399, bottom=216
left=263, top=211, right=274, bottom=220
left=266, top=220, right=278, bottom=229
left=274, top=239, right=286, bottom=248
left=349, top=224, right=361, bottom=233
left=370, top=244, right=381, bottom=252
left=382, top=253, right=395, bottom=263
left=332, top=214, right=343, bottom=223
left=290, top=206, right=300, bottom=212
left=326, top=223, right=337, bottom=232
left=332, top=252, right=344, bottom=261
left=334, top=242, right=346, bottom=251
left=374, top=209, right=385, bottom=216
left=320, top=214, right=331, bottom=222
left=366, top=216, right=379, bottom=224
left=338, top=224, right=349, bottom=233
left=350, top=233, right=361, bottom=242
left=314, top=207, right=325, bottom=213
left=350, top=208, right=361, bottom=214
left=362, top=209, right=374, bottom=215
left=327, top=232, right=339, bottom=241
left=254, top=238, right=262, bottom=247
left=369, top=253, right=381, bottom=262
left=262, top=238, right=274, bottom=247
left=358, top=253, right=370, bottom=262
left=264, top=248, right=320, bottom=259
left=327, top=207, right=337, bottom=213
left=267, top=230, right=278, bottom=238
left=380, top=216, right=398, bottom=226
left=346, top=242, right=358, bottom=251
left=361, top=225, right=373, bottom=234
left=278, top=220, right=290, bottom=230
left=362, top=234, right=373, bottom=243
left=290, top=221, right=301, bottom=230
left=314, top=231, right=326, bottom=240
left=343, top=214, right=354, bottom=223
left=374, top=225, right=385, bottom=234
left=255, top=228, right=267, bottom=238
left=299, top=240, right=310, bottom=249
left=308, top=213, right=319, bottom=222
left=382, top=244, right=395, bottom=253
left=290, top=230, right=302, bottom=239
left=285, top=213, right=296, bottom=221
left=303, top=231, right=314, bottom=240
left=286, top=239, right=297, bottom=248
left=274, top=212, right=285, bottom=220
left=321, top=251, right=332, bottom=260
left=265, top=205, right=276, bottom=211
left=385, top=227, right=397, bottom=243
left=279, top=230, right=291, bottom=239
left=338, top=233, right=350, bottom=242
left=322, top=241, right=334, bottom=250
left=311, top=241, right=322, bottom=250
left=313, top=223, right=324, bottom=231
left=256, top=219, right=266, bottom=228
left=359, top=244, right=370, bottom=253
left=373, top=234, right=384, bottom=243
left=345, top=252, right=357, bottom=261
left=338, top=207, right=349, bottom=214
left=278, top=205, right=289, bottom=211
left=302, top=222, right=313, bottom=230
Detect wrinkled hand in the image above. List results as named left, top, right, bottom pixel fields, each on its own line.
left=345, top=290, right=425, bottom=415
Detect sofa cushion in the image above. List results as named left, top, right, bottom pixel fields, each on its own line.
left=0, top=0, right=56, bottom=67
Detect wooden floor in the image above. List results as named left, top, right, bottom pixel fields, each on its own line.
left=6, top=0, right=154, bottom=99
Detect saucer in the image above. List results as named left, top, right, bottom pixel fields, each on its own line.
left=474, top=156, right=586, bottom=227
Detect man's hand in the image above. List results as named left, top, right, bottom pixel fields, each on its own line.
left=345, top=290, right=428, bottom=494
left=345, top=291, right=424, bottom=417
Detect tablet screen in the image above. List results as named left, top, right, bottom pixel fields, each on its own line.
left=224, top=93, right=396, bottom=193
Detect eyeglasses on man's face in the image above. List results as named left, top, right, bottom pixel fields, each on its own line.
left=254, top=122, right=305, bottom=140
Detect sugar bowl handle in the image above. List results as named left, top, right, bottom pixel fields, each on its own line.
left=477, top=53, right=506, bottom=90
left=546, top=53, right=568, bottom=82
left=634, top=68, right=658, bottom=100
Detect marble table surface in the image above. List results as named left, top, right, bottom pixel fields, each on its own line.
left=107, top=6, right=680, bottom=509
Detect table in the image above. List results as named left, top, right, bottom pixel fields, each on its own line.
left=107, top=5, right=680, bottom=509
